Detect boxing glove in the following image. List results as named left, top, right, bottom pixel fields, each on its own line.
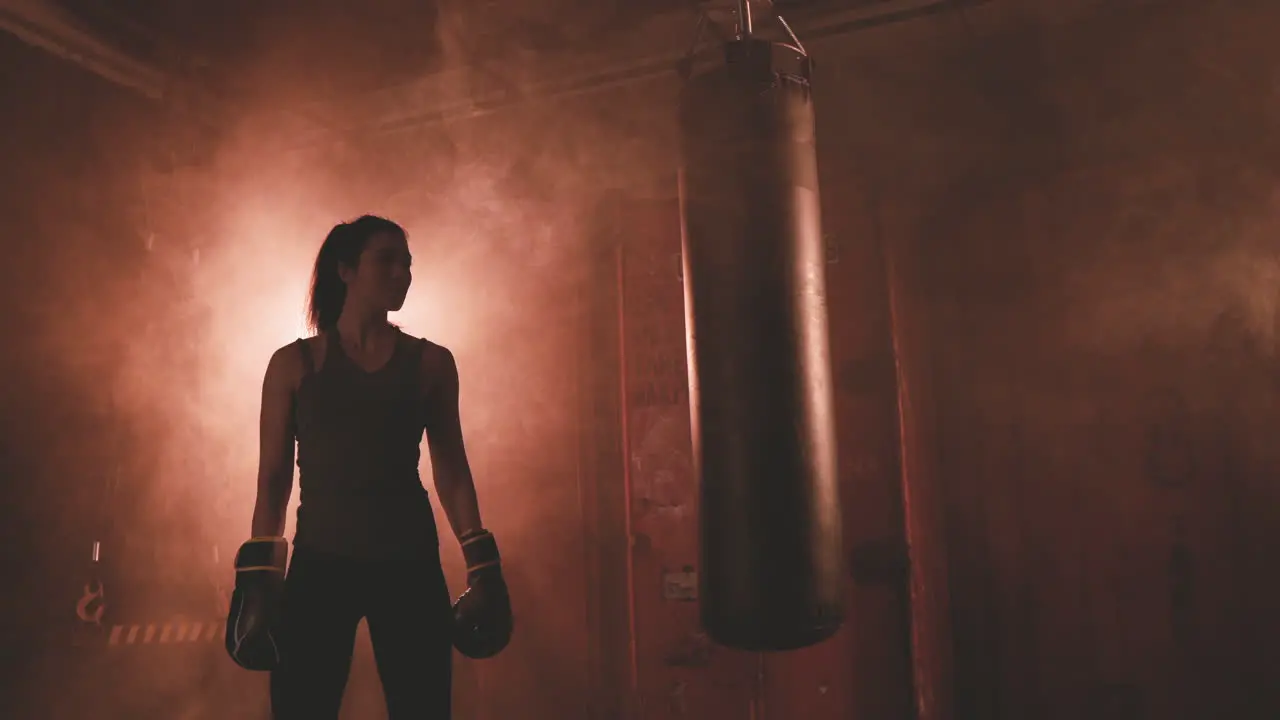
left=452, top=529, right=512, bottom=659
left=225, top=536, right=288, bottom=671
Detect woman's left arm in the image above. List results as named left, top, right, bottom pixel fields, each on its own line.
left=423, top=345, right=484, bottom=539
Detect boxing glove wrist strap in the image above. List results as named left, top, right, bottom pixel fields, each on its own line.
left=235, top=536, right=289, bottom=573
left=460, top=529, right=501, bottom=576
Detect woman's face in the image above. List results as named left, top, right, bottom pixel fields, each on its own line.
left=342, top=231, right=413, bottom=312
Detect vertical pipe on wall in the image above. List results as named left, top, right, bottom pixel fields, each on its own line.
left=881, top=196, right=953, bottom=720
left=573, top=276, right=600, bottom=719
left=883, top=204, right=920, bottom=719
left=614, top=244, right=641, bottom=711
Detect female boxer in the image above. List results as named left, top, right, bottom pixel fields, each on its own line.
left=225, top=215, right=511, bottom=719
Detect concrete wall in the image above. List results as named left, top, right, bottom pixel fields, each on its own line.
left=583, top=0, right=1280, bottom=717
left=10, top=0, right=1280, bottom=717
left=812, top=1, right=1280, bottom=718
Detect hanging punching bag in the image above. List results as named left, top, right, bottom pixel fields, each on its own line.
left=679, top=37, right=844, bottom=652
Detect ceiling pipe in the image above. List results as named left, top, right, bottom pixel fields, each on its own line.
left=0, top=0, right=165, bottom=99
left=0, top=0, right=990, bottom=150
left=359, top=0, right=990, bottom=137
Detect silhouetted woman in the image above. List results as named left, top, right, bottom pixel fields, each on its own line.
left=224, top=215, right=511, bottom=719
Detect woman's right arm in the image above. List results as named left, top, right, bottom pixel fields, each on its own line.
left=250, top=346, right=299, bottom=537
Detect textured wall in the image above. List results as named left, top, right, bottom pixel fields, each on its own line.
left=595, top=1, right=1280, bottom=717
left=12, top=0, right=1280, bottom=717
left=814, top=1, right=1280, bottom=718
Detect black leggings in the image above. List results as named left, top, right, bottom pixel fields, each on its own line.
left=270, top=545, right=453, bottom=719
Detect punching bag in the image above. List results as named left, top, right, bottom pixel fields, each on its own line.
left=679, top=38, right=844, bottom=652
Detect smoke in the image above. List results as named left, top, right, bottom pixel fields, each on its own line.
left=3, top=1, right=689, bottom=714
left=38, top=10, right=672, bottom=716
left=1063, top=235, right=1280, bottom=354
left=104, top=122, right=568, bottom=543
left=1051, top=161, right=1280, bottom=357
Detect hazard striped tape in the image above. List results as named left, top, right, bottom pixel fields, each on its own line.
left=105, top=620, right=226, bottom=647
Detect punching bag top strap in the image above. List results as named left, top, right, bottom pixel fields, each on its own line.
left=723, top=38, right=812, bottom=81
left=677, top=2, right=812, bottom=84
left=698, top=38, right=812, bottom=94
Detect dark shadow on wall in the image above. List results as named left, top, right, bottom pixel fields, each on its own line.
left=892, top=2, right=1280, bottom=719
left=0, top=29, right=165, bottom=718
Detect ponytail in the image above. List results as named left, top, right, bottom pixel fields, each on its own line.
left=305, top=215, right=406, bottom=334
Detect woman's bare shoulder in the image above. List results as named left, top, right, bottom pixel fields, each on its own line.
left=401, top=332, right=456, bottom=376
left=266, top=336, right=323, bottom=382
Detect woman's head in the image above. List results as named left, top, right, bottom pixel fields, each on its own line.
left=306, top=215, right=412, bottom=334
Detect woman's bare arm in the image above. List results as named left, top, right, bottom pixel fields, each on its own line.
left=250, top=346, right=299, bottom=537
left=424, top=346, right=484, bottom=539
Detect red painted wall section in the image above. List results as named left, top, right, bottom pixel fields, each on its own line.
left=613, top=192, right=919, bottom=719
left=617, top=199, right=758, bottom=720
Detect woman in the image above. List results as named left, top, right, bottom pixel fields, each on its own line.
left=224, top=216, right=510, bottom=719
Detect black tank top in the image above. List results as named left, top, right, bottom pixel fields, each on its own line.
left=293, top=330, right=439, bottom=559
